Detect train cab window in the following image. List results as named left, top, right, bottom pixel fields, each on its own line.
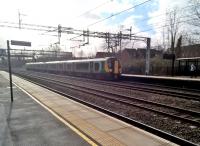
left=108, top=62, right=112, bottom=68
left=94, top=62, right=100, bottom=72
left=107, top=59, right=112, bottom=68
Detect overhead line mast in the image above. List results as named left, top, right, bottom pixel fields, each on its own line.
left=18, top=10, right=26, bottom=29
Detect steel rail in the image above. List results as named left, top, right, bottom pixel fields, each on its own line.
left=18, top=71, right=200, bottom=116
left=23, top=70, right=200, bottom=101
left=15, top=72, right=200, bottom=126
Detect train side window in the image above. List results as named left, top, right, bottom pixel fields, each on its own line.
left=64, top=63, right=67, bottom=71
left=58, top=64, right=61, bottom=70
left=53, top=64, right=56, bottom=70
left=90, top=62, right=93, bottom=72
left=76, top=62, right=89, bottom=71
left=59, top=64, right=61, bottom=70
left=94, top=62, right=99, bottom=72
left=68, top=64, right=71, bottom=70
left=61, top=63, right=64, bottom=71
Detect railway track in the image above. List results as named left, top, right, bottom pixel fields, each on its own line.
left=121, top=80, right=200, bottom=94
left=15, top=71, right=200, bottom=125
left=13, top=71, right=200, bottom=145
left=20, top=70, right=200, bottom=101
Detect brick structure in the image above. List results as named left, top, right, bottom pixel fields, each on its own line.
left=95, top=52, right=113, bottom=58
left=120, top=48, right=162, bottom=61
left=178, top=44, right=200, bottom=58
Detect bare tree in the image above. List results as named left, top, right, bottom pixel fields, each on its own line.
left=166, top=8, right=181, bottom=75
left=189, top=0, right=200, bottom=29
left=48, top=44, right=61, bottom=52
left=175, top=35, right=182, bottom=58
left=184, top=0, right=200, bottom=43
left=101, top=37, right=118, bottom=54
left=100, top=41, right=109, bottom=52
left=182, top=32, right=199, bottom=45
left=167, top=8, right=181, bottom=54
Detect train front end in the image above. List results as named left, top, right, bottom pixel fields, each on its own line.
left=105, top=57, right=121, bottom=80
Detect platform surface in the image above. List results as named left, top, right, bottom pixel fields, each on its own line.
left=0, top=73, right=90, bottom=146
left=0, top=71, right=179, bottom=146
left=122, top=74, right=200, bottom=81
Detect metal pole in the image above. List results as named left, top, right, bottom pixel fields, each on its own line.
left=107, top=33, right=110, bottom=53
left=7, top=40, right=13, bottom=102
left=119, top=31, right=122, bottom=59
left=145, top=38, right=151, bottom=75
left=58, top=24, right=61, bottom=44
left=18, top=10, right=21, bottom=29
left=87, top=29, right=89, bottom=44
left=171, top=55, right=175, bottom=76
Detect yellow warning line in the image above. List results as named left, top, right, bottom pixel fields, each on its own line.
left=13, top=82, right=98, bottom=146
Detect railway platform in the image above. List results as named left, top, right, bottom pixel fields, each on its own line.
left=0, top=72, right=90, bottom=146
left=122, top=74, right=200, bottom=90
left=0, top=71, right=178, bottom=146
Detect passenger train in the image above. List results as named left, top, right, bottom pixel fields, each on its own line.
left=25, top=57, right=121, bottom=80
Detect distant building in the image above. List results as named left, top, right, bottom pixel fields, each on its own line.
left=120, top=48, right=162, bottom=61
left=150, top=49, right=163, bottom=58
left=95, top=52, right=113, bottom=58
left=121, top=49, right=137, bottom=60
left=136, top=48, right=146, bottom=58
left=59, top=52, right=73, bottom=59
left=0, top=49, right=6, bottom=56
left=36, top=51, right=73, bottom=62
left=179, top=44, right=200, bottom=58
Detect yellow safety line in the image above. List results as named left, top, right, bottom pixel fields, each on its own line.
left=13, top=82, right=98, bottom=146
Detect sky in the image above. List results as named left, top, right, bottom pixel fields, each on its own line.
left=0, top=0, right=190, bottom=57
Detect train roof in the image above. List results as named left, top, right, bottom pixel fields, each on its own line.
left=26, top=57, right=116, bottom=65
left=176, top=57, right=200, bottom=61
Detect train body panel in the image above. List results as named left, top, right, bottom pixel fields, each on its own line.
left=25, top=57, right=121, bottom=80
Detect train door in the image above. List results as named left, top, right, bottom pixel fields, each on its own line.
left=113, top=60, right=119, bottom=74
left=109, top=58, right=118, bottom=74
left=108, top=58, right=114, bottom=73
left=108, top=58, right=120, bottom=79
